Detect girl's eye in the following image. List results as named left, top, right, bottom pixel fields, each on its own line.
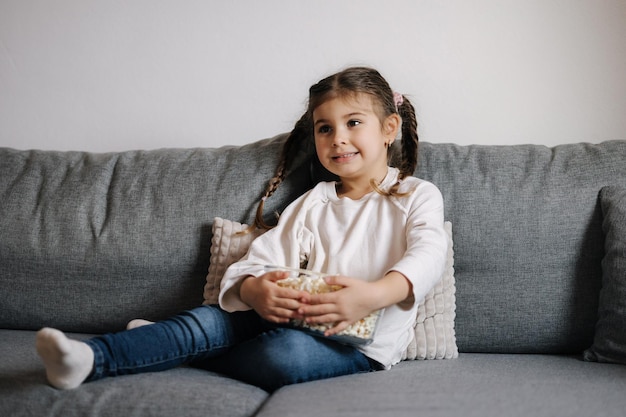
left=317, top=125, right=331, bottom=134
left=348, top=120, right=361, bottom=127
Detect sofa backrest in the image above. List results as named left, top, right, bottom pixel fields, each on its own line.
left=1, top=136, right=625, bottom=355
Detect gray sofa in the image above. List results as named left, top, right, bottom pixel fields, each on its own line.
left=1, top=134, right=625, bottom=417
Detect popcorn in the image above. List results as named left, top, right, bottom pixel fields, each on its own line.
left=274, top=269, right=382, bottom=345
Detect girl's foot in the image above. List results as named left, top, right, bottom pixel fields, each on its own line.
left=35, top=328, right=94, bottom=390
left=126, top=319, right=154, bottom=330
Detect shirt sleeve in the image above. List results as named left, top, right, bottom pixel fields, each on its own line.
left=218, top=190, right=314, bottom=312
left=388, top=180, right=448, bottom=306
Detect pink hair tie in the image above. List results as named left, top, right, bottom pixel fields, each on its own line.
left=393, top=92, right=404, bottom=110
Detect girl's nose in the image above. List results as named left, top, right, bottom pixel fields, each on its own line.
left=331, top=132, right=346, bottom=147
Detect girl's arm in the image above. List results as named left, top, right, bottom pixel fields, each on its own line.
left=219, top=189, right=314, bottom=312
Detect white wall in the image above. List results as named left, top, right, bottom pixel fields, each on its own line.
left=1, top=0, right=625, bottom=152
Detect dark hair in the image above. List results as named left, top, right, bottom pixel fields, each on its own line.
left=254, top=67, right=419, bottom=229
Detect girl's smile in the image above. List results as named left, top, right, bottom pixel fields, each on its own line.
left=332, top=152, right=359, bottom=163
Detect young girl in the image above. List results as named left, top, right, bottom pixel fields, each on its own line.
left=36, top=66, right=447, bottom=392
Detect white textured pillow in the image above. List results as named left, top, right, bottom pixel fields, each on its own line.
left=202, top=217, right=263, bottom=305
left=203, top=217, right=458, bottom=360
left=402, top=221, right=458, bottom=360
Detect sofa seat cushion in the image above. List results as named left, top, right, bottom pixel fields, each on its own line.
left=256, top=353, right=626, bottom=417
left=0, top=329, right=268, bottom=417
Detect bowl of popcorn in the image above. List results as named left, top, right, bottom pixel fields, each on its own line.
left=265, top=265, right=383, bottom=346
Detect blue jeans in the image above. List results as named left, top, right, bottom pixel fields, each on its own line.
left=85, top=305, right=378, bottom=392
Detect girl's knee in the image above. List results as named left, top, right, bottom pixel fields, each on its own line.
left=251, top=329, right=361, bottom=385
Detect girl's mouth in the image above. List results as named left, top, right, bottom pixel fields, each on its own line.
left=332, top=152, right=358, bottom=162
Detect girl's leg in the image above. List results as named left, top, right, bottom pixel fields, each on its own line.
left=197, top=327, right=379, bottom=392
left=37, top=306, right=266, bottom=389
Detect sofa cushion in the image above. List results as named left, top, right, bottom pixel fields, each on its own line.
left=203, top=218, right=458, bottom=360
left=255, top=353, right=626, bottom=417
left=584, top=186, right=626, bottom=364
left=399, top=140, right=626, bottom=353
left=0, top=134, right=313, bottom=333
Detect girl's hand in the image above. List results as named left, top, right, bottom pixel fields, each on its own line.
left=297, top=271, right=413, bottom=337
left=239, top=271, right=309, bottom=324
left=297, top=275, right=382, bottom=337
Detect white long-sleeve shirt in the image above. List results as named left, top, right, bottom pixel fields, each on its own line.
left=219, top=167, right=447, bottom=368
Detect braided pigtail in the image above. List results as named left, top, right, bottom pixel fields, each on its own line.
left=396, top=95, right=419, bottom=179
left=253, top=113, right=311, bottom=230
left=373, top=94, right=419, bottom=198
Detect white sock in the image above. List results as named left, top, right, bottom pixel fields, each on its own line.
left=126, top=319, right=155, bottom=330
left=36, top=327, right=94, bottom=390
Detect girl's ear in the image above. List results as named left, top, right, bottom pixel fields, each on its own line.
left=383, top=114, right=401, bottom=140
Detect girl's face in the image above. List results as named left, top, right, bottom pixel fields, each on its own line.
left=313, top=93, right=399, bottom=194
